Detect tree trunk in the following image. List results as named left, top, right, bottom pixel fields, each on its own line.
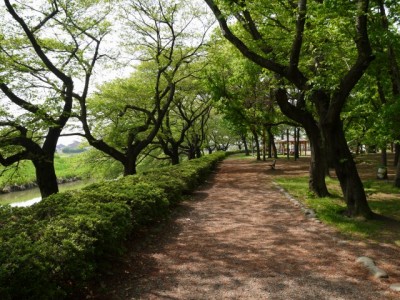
left=395, top=156, right=400, bottom=187
left=274, top=88, right=329, bottom=196
left=188, top=146, right=196, bottom=160
left=123, top=153, right=137, bottom=176
left=251, top=129, right=261, bottom=160
left=196, top=148, right=202, bottom=158
left=266, top=126, right=274, bottom=158
left=168, top=144, right=180, bottom=165
left=294, top=127, right=300, bottom=159
left=323, top=120, right=372, bottom=218
left=267, top=134, right=272, bottom=158
left=171, top=153, right=180, bottom=165
left=306, top=127, right=330, bottom=197
left=267, top=127, right=277, bottom=159
left=242, top=135, right=250, bottom=156
left=262, top=127, right=266, bottom=161
left=33, top=156, right=59, bottom=198
left=286, top=129, right=290, bottom=159
left=395, top=143, right=400, bottom=167
left=381, top=147, right=387, bottom=167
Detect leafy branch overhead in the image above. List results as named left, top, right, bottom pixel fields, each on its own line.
left=0, top=0, right=112, bottom=197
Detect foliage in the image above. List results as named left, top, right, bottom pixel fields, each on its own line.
left=0, top=0, right=112, bottom=197
left=0, top=151, right=226, bottom=299
left=0, top=154, right=88, bottom=191
left=80, top=0, right=214, bottom=175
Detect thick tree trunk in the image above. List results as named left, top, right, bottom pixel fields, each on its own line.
left=33, top=157, right=59, bottom=198
left=195, top=146, right=202, bottom=159
left=395, top=157, right=400, bottom=187
left=274, top=88, right=329, bottom=196
left=306, top=127, right=330, bottom=197
left=323, top=120, right=372, bottom=218
left=267, top=135, right=272, bottom=158
left=169, top=144, right=180, bottom=165
left=395, top=143, right=400, bottom=167
left=188, top=146, right=196, bottom=160
left=171, top=153, right=180, bottom=165
left=123, top=154, right=137, bottom=176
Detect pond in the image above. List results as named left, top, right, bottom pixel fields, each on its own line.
left=0, top=180, right=93, bottom=207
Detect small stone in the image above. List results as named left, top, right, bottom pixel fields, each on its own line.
left=356, top=256, right=388, bottom=279
left=390, top=283, right=400, bottom=292
left=305, top=209, right=316, bottom=218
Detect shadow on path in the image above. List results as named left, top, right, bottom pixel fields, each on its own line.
left=88, top=158, right=400, bottom=300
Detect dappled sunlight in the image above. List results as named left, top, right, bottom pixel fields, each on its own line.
left=90, top=157, right=400, bottom=299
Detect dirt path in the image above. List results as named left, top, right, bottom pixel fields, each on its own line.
left=90, top=157, right=400, bottom=299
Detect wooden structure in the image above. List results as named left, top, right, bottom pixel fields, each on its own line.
left=275, top=138, right=310, bottom=156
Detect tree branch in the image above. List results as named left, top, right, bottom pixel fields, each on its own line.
left=204, top=0, right=308, bottom=89
left=289, top=0, right=307, bottom=72
left=4, top=0, right=72, bottom=85
left=326, top=0, right=374, bottom=123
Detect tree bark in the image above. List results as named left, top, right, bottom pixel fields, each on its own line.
left=395, top=143, right=400, bottom=166
left=123, top=150, right=137, bottom=176
left=33, top=156, right=59, bottom=198
left=395, top=156, right=400, bottom=187
left=251, top=129, right=261, bottom=160
left=306, top=125, right=330, bottom=197
left=322, top=119, right=372, bottom=218
left=381, top=147, right=387, bottom=167
left=286, top=129, right=290, bottom=159
left=267, top=127, right=277, bottom=159
left=262, top=127, right=266, bottom=161
left=170, top=147, right=180, bottom=165
left=242, top=134, right=250, bottom=156
left=274, top=88, right=329, bottom=197
left=294, top=127, right=300, bottom=159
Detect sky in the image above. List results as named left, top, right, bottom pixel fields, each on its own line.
left=1, top=0, right=214, bottom=147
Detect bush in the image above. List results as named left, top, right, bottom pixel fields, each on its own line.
left=0, top=152, right=226, bottom=299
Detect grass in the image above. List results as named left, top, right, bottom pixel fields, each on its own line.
left=275, top=176, right=400, bottom=246
left=0, top=153, right=87, bottom=190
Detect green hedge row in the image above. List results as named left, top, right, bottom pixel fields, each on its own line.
left=0, top=152, right=226, bottom=300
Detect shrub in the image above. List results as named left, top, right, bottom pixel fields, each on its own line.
left=0, top=152, right=226, bottom=299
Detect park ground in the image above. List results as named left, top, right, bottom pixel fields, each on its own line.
left=87, top=155, right=400, bottom=299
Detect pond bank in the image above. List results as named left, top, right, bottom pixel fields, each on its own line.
left=0, top=179, right=92, bottom=207
left=1, top=176, right=81, bottom=194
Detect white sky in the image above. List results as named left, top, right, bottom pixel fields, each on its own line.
left=2, top=0, right=215, bottom=147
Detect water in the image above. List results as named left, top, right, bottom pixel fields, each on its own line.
left=0, top=180, right=92, bottom=207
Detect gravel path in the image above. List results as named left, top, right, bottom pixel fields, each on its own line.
left=90, top=158, right=400, bottom=299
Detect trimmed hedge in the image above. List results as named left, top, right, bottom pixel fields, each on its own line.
left=0, top=152, right=226, bottom=299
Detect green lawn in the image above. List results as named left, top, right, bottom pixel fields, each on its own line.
left=0, top=153, right=87, bottom=190
left=275, top=176, right=400, bottom=246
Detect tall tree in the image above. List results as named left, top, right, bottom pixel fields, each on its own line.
left=157, top=78, right=212, bottom=165
left=78, top=0, right=213, bottom=174
left=206, top=37, right=287, bottom=161
left=205, top=0, right=375, bottom=217
left=376, top=0, right=400, bottom=186
left=0, top=0, right=110, bottom=197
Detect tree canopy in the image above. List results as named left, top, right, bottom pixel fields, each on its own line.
left=1, top=0, right=400, bottom=216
